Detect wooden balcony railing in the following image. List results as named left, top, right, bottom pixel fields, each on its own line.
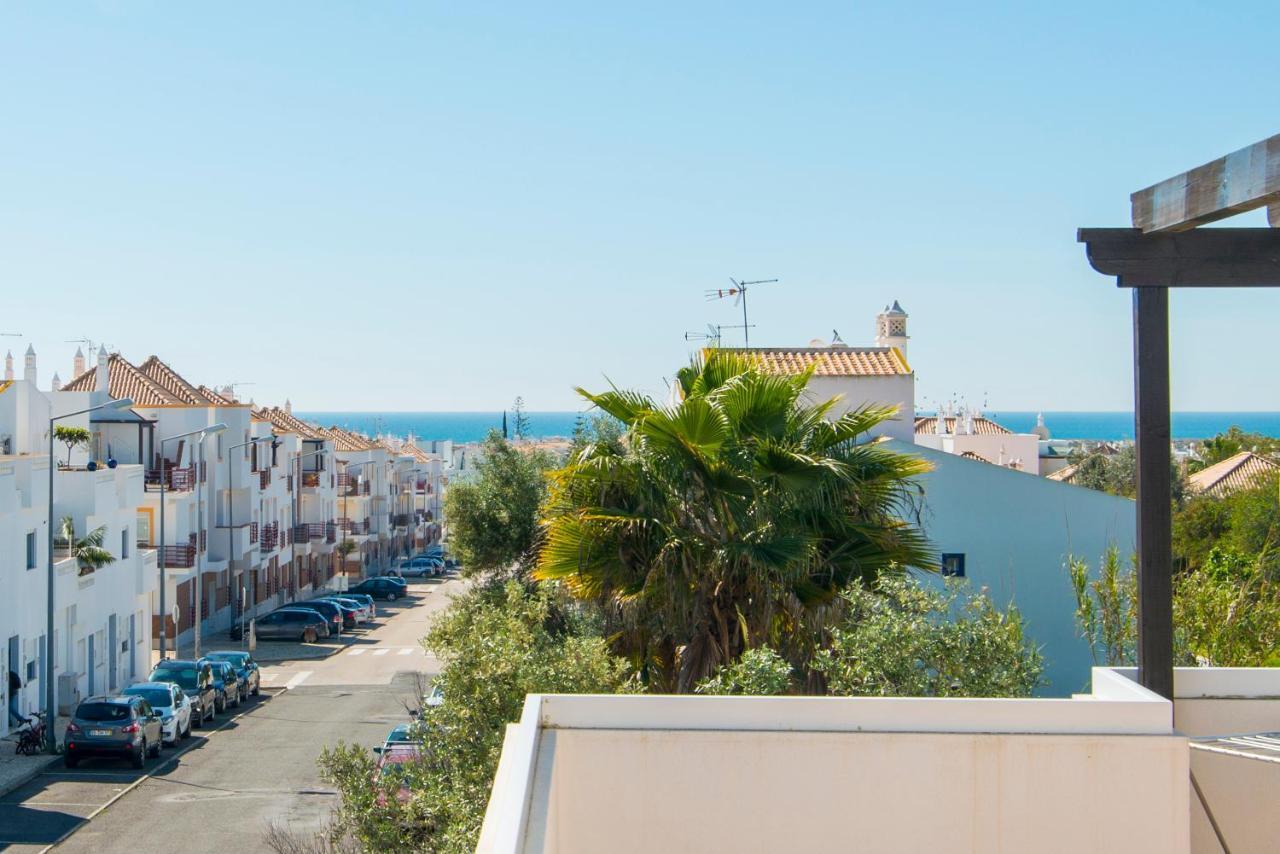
left=249, top=521, right=259, bottom=544
left=260, top=522, right=279, bottom=553
left=145, top=465, right=197, bottom=492
left=259, top=468, right=271, bottom=490
left=161, top=542, right=196, bottom=568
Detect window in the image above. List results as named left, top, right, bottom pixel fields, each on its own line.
left=941, top=553, right=966, bottom=578
left=121, top=528, right=130, bottom=559
left=136, top=509, right=152, bottom=546
left=26, top=531, right=36, bottom=569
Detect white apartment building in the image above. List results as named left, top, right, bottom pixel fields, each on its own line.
left=1, top=352, right=155, bottom=736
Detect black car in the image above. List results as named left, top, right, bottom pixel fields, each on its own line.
left=283, top=600, right=350, bottom=632
left=313, top=596, right=363, bottom=627
left=208, top=659, right=243, bottom=711
left=206, top=651, right=261, bottom=697
left=65, top=695, right=164, bottom=769
left=255, top=609, right=332, bottom=642
left=149, top=659, right=217, bottom=726
left=349, top=577, right=406, bottom=600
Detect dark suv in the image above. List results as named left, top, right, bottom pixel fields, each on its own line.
left=281, top=599, right=348, bottom=633
left=149, top=659, right=216, bottom=726
left=349, top=577, right=406, bottom=600
left=206, top=651, right=261, bottom=697
left=65, top=695, right=164, bottom=769
left=208, top=659, right=243, bottom=712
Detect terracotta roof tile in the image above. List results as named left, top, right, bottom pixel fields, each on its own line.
left=721, top=347, right=911, bottom=377
left=260, top=406, right=324, bottom=439
left=1188, top=451, right=1279, bottom=498
left=62, top=353, right=185, bottom=405
left=914, top=416, right=1013, bottom=436
left=137, top=356, right=224, bottom=405
left=1046, top=463, right=1079, bottom=484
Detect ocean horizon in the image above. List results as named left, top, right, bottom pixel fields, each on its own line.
left=297, top=410, right=1280, bottom=445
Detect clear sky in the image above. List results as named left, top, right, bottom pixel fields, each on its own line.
left=3, top=2, right=1279, bottom=413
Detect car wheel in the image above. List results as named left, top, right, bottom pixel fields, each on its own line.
left=303, top=627, right=317, bottom=643
left=132, top=741, right=146, bottom=769
left=386, top=591, right=397, bottom=601
left=251, top=679, right=260, bottom=697
left=64, top=753, right=79, bottom=769
left=150, top=738, right=162, bottom=758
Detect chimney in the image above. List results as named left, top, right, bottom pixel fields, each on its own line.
left=3, top=350, right=12, bottom=381
left=73, top=346, right=85, bottom=378
left=96, top=349, right=109, bottom=393
left=51, top=372, right=61, bottom=392
left=23, top=345, right=36, bottom=385
left=285, top=398, right=292, bottom=414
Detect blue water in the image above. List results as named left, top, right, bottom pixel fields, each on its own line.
left=297, top=410, right=1280, bottom=444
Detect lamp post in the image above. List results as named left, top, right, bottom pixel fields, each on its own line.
left=156, top=424, right=226, bottom=663
left=339, top=460, right=375, bottom=579
left=45, top=397, right=134, bottom=753
left=227, top=435, right=275, bottom=644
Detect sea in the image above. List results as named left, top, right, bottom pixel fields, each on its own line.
left=297, top=411, right=1280, bottom=444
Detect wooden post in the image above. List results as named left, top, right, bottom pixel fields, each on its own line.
left=1132, top=286, right=1174, bottom=700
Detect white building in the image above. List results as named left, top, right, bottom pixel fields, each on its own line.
left=1, top=352, right=155, bottom=735
left=914, top=405, right=1043, bottom=475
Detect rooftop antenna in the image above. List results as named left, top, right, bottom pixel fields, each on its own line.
left=706, top=277, right=778, bottom=347
left=684, top=324, right=723, bottom=347
left=65, top=338, right=100, bottom=366
left=223, top=382, right=256, bottom=401
left=1, top=332, right=21, bottom=337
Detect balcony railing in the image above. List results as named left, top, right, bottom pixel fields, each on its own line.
left=162, top=542, right=196, bottom=568
left=326, top=521, right=336, bottom=544
left=259, top=468, right=271, bottom=490
left=393, top=513, right=411, bottom=528
left=337, top=517, right=372, bottom=535
left=295, top=522, right=333, bottom=542
left=249, top=521, right=258, bottom=544
left=145, top=465, right=197, bottom=492
left=260, top=522, right=278, bottom=553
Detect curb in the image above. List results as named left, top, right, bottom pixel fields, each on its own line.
left=0, top=751, right=61, bottom=800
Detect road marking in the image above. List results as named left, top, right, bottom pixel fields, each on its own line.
left=347, top=648, right=367, bottom=656
left=372, top=649, right=389, bottom=656
left=284, top=671, right=313, bottom=690
left=397, top=648, right=413, bottom=656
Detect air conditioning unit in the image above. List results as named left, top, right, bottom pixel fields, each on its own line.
left=57, top=673, right=81, bottom=716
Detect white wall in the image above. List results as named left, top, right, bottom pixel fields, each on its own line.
left=916, top=430, right=1042, bottom=475
left=805, top=374, right=914, bottom=443
left=883, top=440, right=1137, bottom=695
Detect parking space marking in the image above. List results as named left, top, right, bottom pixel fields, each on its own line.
left=372, top=649, right=389, bottom=656
left=347, top=648, right=367, bottom=656
left=284, top=671, right=313, bottom=690
left=397, top=648, right=414, bottom=656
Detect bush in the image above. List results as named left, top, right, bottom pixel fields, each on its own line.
left=812, top=577, right=1043, bottom=697
left=695, top=646, right=794, bottom=696
left=320, top=581, right=632, bottom=853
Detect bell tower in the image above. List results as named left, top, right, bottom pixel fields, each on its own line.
left=875, top=300, right=909, bottom=359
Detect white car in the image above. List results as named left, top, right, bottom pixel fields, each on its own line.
left=122, top=681, right=192, bottom=746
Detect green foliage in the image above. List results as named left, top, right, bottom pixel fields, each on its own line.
left=57, top=516, right=115, bottom=577
left=510, top=396, right=530, bottom=440
left=1174, top=474, right=1279, bottom=576
left=1188, top=426, right=1280, bottom=473
left=538, top=351, right=935, bottom=692
left=695, top=646, right=793, bottom=696
left=1070, top=445, right=1187, bottom=504
left=53, top=425, right=91, bottom=466
left=568, top=412, right=625, bottom=456
left=1068, top=547, right=1136, bottom=667
left=443, top=431, right=552, bottom=580
left=319, top=581, right=632, bottom=853
left=1175, top=547, right=1280, bottom=667
left=811, top=576, right=1043, bottom=697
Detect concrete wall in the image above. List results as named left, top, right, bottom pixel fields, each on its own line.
left=916, top=430, right=1042, bottom=475
left=804, top=374, right=914, bottom=443
left=882, top=440, right=1137, bottom=695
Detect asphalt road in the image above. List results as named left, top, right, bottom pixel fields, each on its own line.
left=0, top=573, right=461, bottom=854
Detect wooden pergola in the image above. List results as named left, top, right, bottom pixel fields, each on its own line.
left=1079, top=133, right=1280, bottom=699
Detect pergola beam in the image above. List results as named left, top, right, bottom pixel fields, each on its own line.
left=1132, top=134, right=1280, bottom=232
left=1078, top=227, right=1280, bottom=287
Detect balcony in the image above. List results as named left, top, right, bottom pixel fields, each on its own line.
left=294, top=522, right=335, bottom=543
left=337, top=517, right=371, bottom=536
left=249, top=521, right=258, bottom=544
left=258, top=467, right=271, bottom=490
left=392, top=513, right=412, bottom=528
left=145, top=465, right=197, bottom=492
left=259, top=522, right=278, bottom=553
left=337, top=473, right=371, bottom=496
left=161, top=539, right=196, bottom=568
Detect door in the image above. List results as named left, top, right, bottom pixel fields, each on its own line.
left=87, top=633, right=95, bottom=696
left=108, top=615, right=118, bottom=691
left=128, top=614, right=137, bottom=682
left=6, top=635, right=17, bottom=726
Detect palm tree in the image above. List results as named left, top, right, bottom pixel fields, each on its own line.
left=57, top=516, right=116, bottom=577
left=537, top=352, right=935, bottom=692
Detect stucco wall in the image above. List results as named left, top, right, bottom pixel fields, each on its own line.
left=526, top=728, right=1188, bottom=854
left=804, top=375, right=914, bottom=443
left=882, top=440, right=1137, bottom=695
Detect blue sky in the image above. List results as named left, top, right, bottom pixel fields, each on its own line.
left=3, top=2, right=1279, bottom=412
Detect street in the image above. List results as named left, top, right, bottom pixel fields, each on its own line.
left=0, top=574, right=461, bottom=853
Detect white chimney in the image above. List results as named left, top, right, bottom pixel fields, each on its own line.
left=73, top=346, right=85, bottom=378
left=95, top=349, right=109, bottom=393
left=3, top=350, right=12, bottom=381
left=51, top=372, right=61, bottom=392
left=23, top=345, right=36, bottom=385
left=284, top=398, right=292, bottom=414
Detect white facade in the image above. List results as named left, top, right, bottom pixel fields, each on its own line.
left=804, top=373, right=915, bottom=443
left=886, top=439, right=1137, bottom=694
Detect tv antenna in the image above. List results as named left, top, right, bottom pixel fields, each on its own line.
left=1, top=332, right=21, bottom=337
left=222, top=382, right=256, bottom=401
left=684, top=324, right=723, bottom=347
left=706, top=277, right=777, bottom=347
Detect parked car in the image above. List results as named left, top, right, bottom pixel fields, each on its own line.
left=255, top=608, right=332, bottom=642
left=315, top=595, right=370, bottom=623
left=208, top=659, right=243, bottom=711
left=64, top=695, right=164, bottom=769
left=206, top=651, right=261, bottom=697
left=348, top=577, right=406, bottom=600
left=337, top=592, right=377, bottom=618
left=373, top=743, right=421, bottom=805
left=279, top=599, right=347, bottom=633
left=122, top=681, right=192, bottom=745
left=149, top=659, right=216, bottom=726
left=398, top=557, right=440, bottom=578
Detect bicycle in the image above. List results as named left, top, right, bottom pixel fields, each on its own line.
left=14, top=711, right=46, bottom=756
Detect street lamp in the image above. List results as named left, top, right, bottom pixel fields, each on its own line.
left=45, top=396, right=134, bottom=753
left=227, top=434, right=275, bottom=643
left=156, top=423, right=226, bottom=663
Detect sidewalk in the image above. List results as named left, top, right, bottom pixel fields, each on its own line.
left=0, top=714, right=70, bottom=797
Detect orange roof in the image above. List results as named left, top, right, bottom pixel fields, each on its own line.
left=63, top=353, right=185, bottom=405
left=316, top=426, right=378, bottom=452
left=914, top=416, right=1013, bottom=436
left=721, top=347, right=911, bottom=377
left=260, top=406, right=324, bottom=439
left=1046, top=463, right=1079, bottom=484
left=1188, top=451, right=1279, bottom=498
left=959, top=450, right=990, bottom=463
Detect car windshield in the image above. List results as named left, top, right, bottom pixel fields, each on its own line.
left=152, top=667, right=199, bottom=689
left=125, top=688, right=171, bottom=708
left=77, top=702, right=132, bottom=722
left=207, top=653, right=245, bottom=666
